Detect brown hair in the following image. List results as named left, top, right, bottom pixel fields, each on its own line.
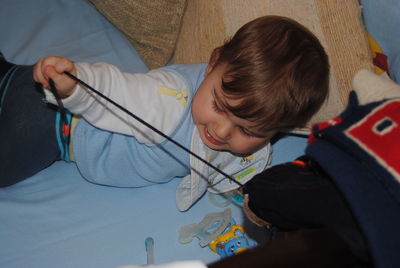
left=211, top=15, right=330, bottom=134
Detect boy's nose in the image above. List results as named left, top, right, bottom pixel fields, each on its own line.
left=214, top=120, right=234, bottom=141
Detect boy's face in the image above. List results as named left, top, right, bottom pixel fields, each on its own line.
left=192, top=63, right=271, bottom=155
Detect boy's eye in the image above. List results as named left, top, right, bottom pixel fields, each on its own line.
left=240, top=127, right=254, bottom=137
left=212, top=100, right=224, bottom=113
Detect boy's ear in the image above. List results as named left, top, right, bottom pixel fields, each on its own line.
left=206, top=47, right=221, bottom=75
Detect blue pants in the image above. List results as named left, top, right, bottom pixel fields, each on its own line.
left=0, top=64, right=60, bottom=186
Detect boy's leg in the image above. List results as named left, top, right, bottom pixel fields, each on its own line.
left=0, top=57, right=60, bottom=187
left=0, top=53, right=13, bottom=75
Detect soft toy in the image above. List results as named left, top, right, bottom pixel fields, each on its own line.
left=367, top=33, right=389, bottom=75
left=243, top=69, right=400, bottom=268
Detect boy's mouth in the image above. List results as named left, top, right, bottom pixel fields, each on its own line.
left=204, top=127, right=224, bottom=146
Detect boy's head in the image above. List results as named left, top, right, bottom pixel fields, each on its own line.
left=192, top=15, right=329, bottom=154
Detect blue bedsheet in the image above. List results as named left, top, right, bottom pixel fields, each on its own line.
left=0, top=1, right=307, bottom=267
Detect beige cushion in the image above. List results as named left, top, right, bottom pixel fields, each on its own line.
left=173, top=0, right=374, bottom=129
left=86, top=0, right=186, bottom=69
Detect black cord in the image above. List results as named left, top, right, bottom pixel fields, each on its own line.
left=62, top=71, right=245, bottom=189
left=49, top=78, right=67, bottom=122
left=49, top=78, right=70, bottom=155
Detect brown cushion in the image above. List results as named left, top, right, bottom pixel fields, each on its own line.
left=173, top=0, right=374, bottom=130
left=86, top=0, right=186, bottom=69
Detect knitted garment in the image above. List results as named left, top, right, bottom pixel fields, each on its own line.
left=306, top=91, right=400, bottom=268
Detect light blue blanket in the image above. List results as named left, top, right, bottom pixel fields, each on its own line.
left=0, top=1, right=307, bottom=267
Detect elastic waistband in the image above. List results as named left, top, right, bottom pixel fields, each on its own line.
left=55, top=110, right=73, bottom=161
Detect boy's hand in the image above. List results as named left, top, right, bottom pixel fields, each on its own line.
left=33, top=56, right=78, bottom=98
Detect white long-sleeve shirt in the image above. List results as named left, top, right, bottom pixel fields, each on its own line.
left=44, top=62, right=272, bottom=211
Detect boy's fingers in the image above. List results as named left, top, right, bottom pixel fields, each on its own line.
left=33, top=56, right=76, bottom=97
left=43, top=65, right=57, bottom=80
left=44, top=65, right=68, bottom=88
left=33, top=58, right=49, bottom=87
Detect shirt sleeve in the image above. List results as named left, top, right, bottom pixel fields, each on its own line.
left=44, top=62, right=190, bottom=144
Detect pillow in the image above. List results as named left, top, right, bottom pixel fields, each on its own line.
left=366, top=33, right=389, bottom=75
left=173, top=0, right=374, bottom=130
left=86, top=0, right=186, bottom=69
left=360, top=0, right=400, bottom=83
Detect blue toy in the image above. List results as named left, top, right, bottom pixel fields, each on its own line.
left=178, top=209, right=257, bottom=258
left=209, top=219, right=257, bottom=258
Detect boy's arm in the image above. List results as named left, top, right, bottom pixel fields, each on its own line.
left=43, top=61, right=188, bottom=144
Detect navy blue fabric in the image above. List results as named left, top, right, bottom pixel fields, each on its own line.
left=0, top=63, right=60, bottom=186
left=306, top=92, right=400, bottom=268
left=0, top=53, right=13, bottom=76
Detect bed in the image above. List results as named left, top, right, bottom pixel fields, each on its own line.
left=0, top=1, right=307, bottom=267
left=1, top=0, right=397, bottom=267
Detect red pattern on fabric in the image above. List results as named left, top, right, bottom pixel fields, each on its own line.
left=346, top=100, right=400, bottom=181
left=307, top=117, right=342, bottom=144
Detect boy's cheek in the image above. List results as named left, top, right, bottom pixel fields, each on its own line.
left=233, top=138, right=268, bottom=155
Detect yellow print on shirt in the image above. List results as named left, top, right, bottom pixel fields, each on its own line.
left=158, top=85, right=188, bottom=106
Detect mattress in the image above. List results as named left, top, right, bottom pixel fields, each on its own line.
left=0, top=1, right=307, bottom=267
